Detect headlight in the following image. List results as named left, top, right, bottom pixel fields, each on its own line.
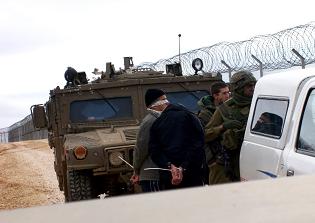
left=109, top=151, right=124, bottom=166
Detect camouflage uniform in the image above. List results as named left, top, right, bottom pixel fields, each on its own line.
left=197, top=94, right=221, bottom=184
left=204, top=71, right=256, bottom=184
left=197, top=95, right=216, bottom=127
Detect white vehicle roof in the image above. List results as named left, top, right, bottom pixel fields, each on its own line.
left=254, top=67, right=315, bottom=98
left=244, top=67, right=315, bottom=150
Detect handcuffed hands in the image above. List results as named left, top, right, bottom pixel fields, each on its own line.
left=170, top=164, right=183, bottom=185
left=130, top=174, right=139, bottom=185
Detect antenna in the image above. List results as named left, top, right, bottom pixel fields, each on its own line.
left=178, top=34, right=181, bottom=66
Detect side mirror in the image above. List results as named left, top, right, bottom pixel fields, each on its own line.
left=30, top=104, right=47, bottom=129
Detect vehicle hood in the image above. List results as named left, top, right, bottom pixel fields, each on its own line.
left=64, top=126, right=139, bottom=149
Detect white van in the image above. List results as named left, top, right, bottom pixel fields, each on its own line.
left=240, top=68, right=315, bottom=180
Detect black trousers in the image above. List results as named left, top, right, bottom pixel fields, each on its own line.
left=140, top=180, right=161, bottom=192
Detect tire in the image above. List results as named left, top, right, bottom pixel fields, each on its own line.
left=67, top=170, right=93, bottom=201
left=62, top=162, right=69, bottom=202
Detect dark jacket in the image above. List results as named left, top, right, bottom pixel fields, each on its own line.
left=148, top=104, right=206, bottom=186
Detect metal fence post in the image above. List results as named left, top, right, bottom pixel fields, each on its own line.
left=251, top=54, right=263, bottom=77
left=221, top=60, right=232, bottom=81
left=292, top=48, right=305, bottom=69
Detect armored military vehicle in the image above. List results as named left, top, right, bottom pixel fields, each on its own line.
left=31, top=57, right=221, bottom=201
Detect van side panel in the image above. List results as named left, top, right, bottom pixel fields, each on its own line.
left=240, top=141, right=283, bottom=180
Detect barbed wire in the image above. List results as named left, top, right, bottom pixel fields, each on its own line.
left=8, top=115, right=32, bottom=131
left=4, top=23, right=315, bottom=134
left=138, top=22, right=315, bottom=74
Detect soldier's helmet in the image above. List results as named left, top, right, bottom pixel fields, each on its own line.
left=230, top=70, right=256, bottom=91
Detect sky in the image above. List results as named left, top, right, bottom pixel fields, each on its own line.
left=1, top=0, right=314, bottom=129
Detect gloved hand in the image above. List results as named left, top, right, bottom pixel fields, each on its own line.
left=223, top=120, right=243, bottom=130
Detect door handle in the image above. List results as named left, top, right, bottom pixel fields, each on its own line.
left=287, top=169, right=294, bottom=176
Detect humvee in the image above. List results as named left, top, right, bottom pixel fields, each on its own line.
left=31, top=57, right=221, bottom=201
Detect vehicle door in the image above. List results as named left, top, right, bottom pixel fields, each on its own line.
left=240, top=97, right=289, bottom=180
left=285, top=88, right=315, bottom=176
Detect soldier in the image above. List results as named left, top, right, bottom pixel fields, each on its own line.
left=197, top=81, right=230, bottom=127
left=204, top=71, right=256, bottom=184
left=197, top=81, right=230, bottom=184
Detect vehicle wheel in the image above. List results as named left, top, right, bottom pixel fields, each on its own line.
left=62, top=162, right=69, bottom=202
left=101, top=175, right=131, bottom=196
left=67, top=169, right=93, bottom=201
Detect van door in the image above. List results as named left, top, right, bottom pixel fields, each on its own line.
left=285, top=88, right=315, bottom=176
left=240, top=97, right=289, bottom=180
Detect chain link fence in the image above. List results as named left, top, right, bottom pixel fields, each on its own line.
left=0, top=128, right=8, bottom=143
left=3, top=115, right=47, bottom=143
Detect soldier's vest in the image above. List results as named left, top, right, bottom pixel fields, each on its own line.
left=218, top=99, right=250, bottom=150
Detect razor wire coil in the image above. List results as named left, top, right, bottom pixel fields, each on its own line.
left=138, top=23, right=315, bottom=74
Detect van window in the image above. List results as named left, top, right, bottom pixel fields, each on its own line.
left=251, top=98, right=288, bottom=138
left=70, top=97, right=133, bottom=123
left=298, top=89, right=315, bottom=154
left=166, top=90, right=209, bottom=113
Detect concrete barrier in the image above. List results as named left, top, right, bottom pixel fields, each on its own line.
left=1, top=175, right=315, bottom=223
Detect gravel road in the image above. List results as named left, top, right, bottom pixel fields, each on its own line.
left=0, top=140, right=64, bottom=210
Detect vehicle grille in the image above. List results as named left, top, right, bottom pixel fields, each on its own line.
left=106, top=146, right=135, bottom=171
left=123, top=129, right=138, bottom=141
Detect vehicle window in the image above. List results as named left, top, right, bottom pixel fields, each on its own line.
left=251, top=98, right=288, bottom=138
left=298, top=89, right=315, bottom=153
left=70, top=97, right=133, bottom=123
left=166, top=90, right=209, bottom=113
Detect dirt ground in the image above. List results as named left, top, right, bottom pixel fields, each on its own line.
left=0, top=139, right=64, bottom=210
